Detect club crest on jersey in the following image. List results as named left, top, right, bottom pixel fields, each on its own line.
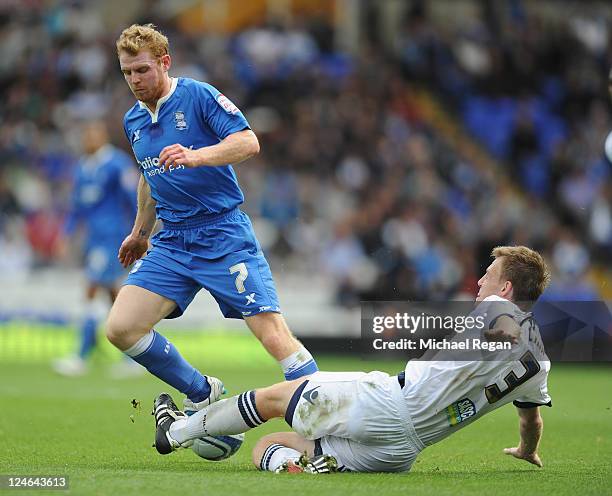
left=174, top=111, right=188, bottom=130
left=216, top=94, right=239, bottom=115
left=445, top=398, right=476, bottom=426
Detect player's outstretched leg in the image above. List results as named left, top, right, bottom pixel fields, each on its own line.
left=107, top=286, right=221, bottom=404
left=152, top=379, right=307, bottom=452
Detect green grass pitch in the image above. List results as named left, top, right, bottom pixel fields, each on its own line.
left=0, top=327, right=611, bottom=495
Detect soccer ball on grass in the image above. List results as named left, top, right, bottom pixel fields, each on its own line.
left=191, top=434, right=244, bottom=461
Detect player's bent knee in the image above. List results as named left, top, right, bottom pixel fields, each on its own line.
left=255, top=379, right=306, bottom=420
left=252, top=434, right=278, bottom=468
left=104, top=314, right=143, bottom=350
left=104, top=317, right=126, bottom=347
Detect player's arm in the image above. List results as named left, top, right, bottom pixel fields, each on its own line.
left=118, top=175, right=156, bottom=267
left=484, top=314, right=521, bottom=344
left=132, top=174, right=157, bottom=238
left=158, top=129, right=259, bottom=170
left=503, top=406, right=543, bottom=467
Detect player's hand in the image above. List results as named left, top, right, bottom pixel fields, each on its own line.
left=159, top=144, right=200, bottom=169
left=503, top=446, right=543, bottom=467
left=118, top=234, right=149, bottom=268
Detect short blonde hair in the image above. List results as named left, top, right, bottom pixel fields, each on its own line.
left=491, top=246, right=551, bottom=301
left=116, top=23, right=169, bottom=59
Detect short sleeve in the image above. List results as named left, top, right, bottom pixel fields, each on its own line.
left=197, top=82, right=250, bottom=139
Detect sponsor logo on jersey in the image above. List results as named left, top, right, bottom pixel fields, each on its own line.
left=216, top=94, right=239, bottom=115
left=174, top=111, right=188, bottom=130
left=137, top=148, right=194, bottom=176
left=445, top=398, right=476, bottom=426
left=245, top=293, right=256, bottom=305
left=132, top=129, right=141, bottom=143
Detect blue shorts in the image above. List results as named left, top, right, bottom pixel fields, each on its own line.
left=85, top=242, right=126, bottom=287
left=124, top=208, right=281, bottom=319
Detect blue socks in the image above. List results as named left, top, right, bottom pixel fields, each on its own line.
left=123, top=334, right=317, bottom=403
left=78, top=316, right=98, bottom=359
left=124, top=330, right=210, bottom=402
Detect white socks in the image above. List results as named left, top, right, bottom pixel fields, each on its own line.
left=260, top=444, right=301, bottom=472
left=170, top=391, right=265, bottom=445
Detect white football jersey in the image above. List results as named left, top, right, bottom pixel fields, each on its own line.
left=403, top=296, right=552, bottom=446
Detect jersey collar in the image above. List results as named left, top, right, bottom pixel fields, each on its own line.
left=138, top=77, right=178, bottom=124
left=482, top=295, right=509, bottom=303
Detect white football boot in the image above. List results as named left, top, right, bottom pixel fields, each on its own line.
left=183, top=376, right=226, bottom=415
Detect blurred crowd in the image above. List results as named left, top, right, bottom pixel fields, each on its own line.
left=0, top=0, right=610, bottom=305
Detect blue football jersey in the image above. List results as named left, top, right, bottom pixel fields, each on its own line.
left=123, top=77, right=251, bottom=223
left=64, top=145, right=137, bottom=249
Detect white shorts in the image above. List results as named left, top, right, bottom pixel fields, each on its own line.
left=285, top=371, right=425, bottom=473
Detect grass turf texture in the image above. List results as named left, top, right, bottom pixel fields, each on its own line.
left=0, top=327, right=611, bottom=496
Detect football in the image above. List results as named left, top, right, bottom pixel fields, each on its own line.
left=191, top=434, right=245, bottom=461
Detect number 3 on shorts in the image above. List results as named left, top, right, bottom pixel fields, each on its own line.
left=229, top=262, right=248, bottom=294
